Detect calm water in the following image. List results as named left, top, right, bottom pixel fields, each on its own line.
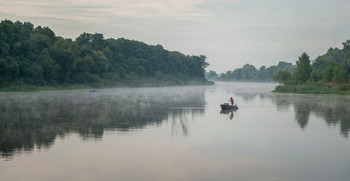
left=1, top=82, right=350, bottom=181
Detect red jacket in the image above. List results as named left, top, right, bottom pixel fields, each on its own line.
left=229, top=98, right=234, bottom=104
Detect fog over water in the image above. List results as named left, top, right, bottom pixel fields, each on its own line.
left=1, top=82, right=350, bottom=181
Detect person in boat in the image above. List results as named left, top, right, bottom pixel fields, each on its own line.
left=229, top=97, right=234, bottom=106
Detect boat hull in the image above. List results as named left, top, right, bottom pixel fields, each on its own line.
left=220, top=103, right=239, bottom=110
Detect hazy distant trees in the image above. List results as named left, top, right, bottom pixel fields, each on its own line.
left=205, top=70, right=218, bottom=80
left=207, top=61, right=294, bottom=82
left=0, top=19, right=210, bottom=87
left=208, top=40, right=350, bottom=88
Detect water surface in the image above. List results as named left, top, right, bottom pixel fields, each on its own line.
left=1, top=82, right=350, bottom=181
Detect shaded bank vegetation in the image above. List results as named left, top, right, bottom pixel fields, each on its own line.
left=0, top=19, right=211, bottom=90
left=206, top=40, right=350, bottom=94
left=273, top=40, right=350, bottom=94
left=0, top=87, right=205, bottom=159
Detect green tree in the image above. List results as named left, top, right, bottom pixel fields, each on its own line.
left=26, top=63, right=44, bottom=84
left=241, top=64, right=259, bottom=81
left=309, top=70, right=322, bottom=82
left=29, top=33, right=51, bottom=53
left=205, top=70, right=218, bottom=80
left=50, top=47, right=75, bottom=83
left=342, top=40, right=350, bottom=51
left=75, top=55, right=94, bottom=73
left=135, top=65, right=146, bottom=77
left=0, top=42, right=10, bottom=57
left=91, top=50, right=109, bottom=76
left=0, top=58, right=19, bottom=82
left=322, top=63, right=335, bottom=82
left=33, top=26, right=56, bottom=43
left=258, top=66, right=266, bottom=80
left=333, top=65, right=348, bottom=84
left=273, top=70, right=292, bottom=84
left=37, top=49, right=59, bottom=83
left=294, top=52, right=312, bottom=84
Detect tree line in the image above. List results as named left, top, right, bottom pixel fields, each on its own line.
left=273, top=40, right=350, bottom=93
left=0, top=19, right=210, bottom=88
left=206, top=61, right=295, bottom=82
left=206, top=39, right=350, bottom=92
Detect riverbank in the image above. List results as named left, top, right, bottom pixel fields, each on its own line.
left=273, top=83, right=350, bottom=94
left=0, top=78, right=214, bottom=92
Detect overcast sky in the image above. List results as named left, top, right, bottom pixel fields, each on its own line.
left=1, top=0, right=350, bottom=73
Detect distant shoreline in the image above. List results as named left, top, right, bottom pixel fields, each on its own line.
left=0, top=79, right=214, bottom=93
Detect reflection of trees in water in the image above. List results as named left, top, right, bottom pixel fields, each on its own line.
left=235, top=92, right=258, bottom=102
left=272, top=94, right=350, bottom=137
left=168, top=109, right=204, bottom=136
left=0, top=88, right=205, bottom=159
left=294, top=102, right=311, bottom=129
left=234, top=92, right=270, bottom=102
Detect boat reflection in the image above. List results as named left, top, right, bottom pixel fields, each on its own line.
left=220, top=109, right=236, bottom=120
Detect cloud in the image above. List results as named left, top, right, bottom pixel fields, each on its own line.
left=0, top=0, right=237, bottom=23
left=0, top=0, right=104, bottom=22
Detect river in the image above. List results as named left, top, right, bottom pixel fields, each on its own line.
left=1, top=82, right=349, bottom=181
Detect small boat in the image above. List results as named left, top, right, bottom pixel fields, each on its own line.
left=89, top=88, right=97, bottom=92
left=220, top=103, right=239, bottom=110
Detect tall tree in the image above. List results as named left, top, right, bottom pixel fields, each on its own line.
left=294, top=52, right=312, bottom=84
left=333, top=65, right=348, bottom=84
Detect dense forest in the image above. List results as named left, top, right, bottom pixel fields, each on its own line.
left=206, top=61, right=295, bottom=82
left=0, top=19, right=210, bottom=89
left=274, top=40, right=350, bottom=93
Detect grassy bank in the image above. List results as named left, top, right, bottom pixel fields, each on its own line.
left=273, top=83, right=350, bottom=94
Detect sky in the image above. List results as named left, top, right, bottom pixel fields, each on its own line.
left=1, top=0, right=350, bottom=73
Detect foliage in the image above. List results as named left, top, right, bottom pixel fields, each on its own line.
left=274, top=41, right=350, bottom=94
left=293, top=52, right=312, bottom=84
left=207, top=61, right=294, bottom=82
left=205, top=70, right=218, bottom=80
left=273, top=70, right=292, bottom=84
left=273, top=83, right=333, bottom=94
left=0, top=19, right=210, bottom=89
left=333, top=65, right=348, bottom=83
